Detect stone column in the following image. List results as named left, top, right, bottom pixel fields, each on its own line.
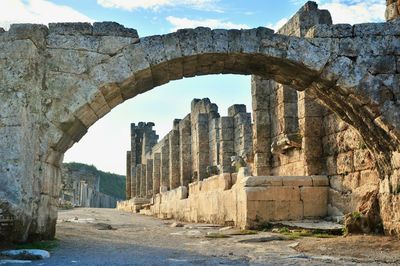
left=386, top=0, right=400, bottom=21
left=126, top=151, right=131, bottom=199
left=209, top=118, right=220, bottom=166
left=219, top=117, right=235, bottom=173
left=298, top=92, right=323, bottom=175
left=152, top=153, right=161, bottom=195
left=229, top=104, right=252, bottom=158
left=179, top=115, right=192, bottom=187
left=251, top=77, right=272, bottom=176
left=195, top=113, right=209, bottom=180
left=160, top=138, right=170, bottom=191
left=169, top=125, right=180, bottom=190
left=146, top=159, right=153, bottom=197
left=136, top=165, right=142, bottom=197
left=131, top=166, right=137, bottom=197
left=141, top=164, right=146, bottom=197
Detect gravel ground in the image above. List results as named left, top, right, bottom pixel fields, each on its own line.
left=3, top=208, right=399, bottom=265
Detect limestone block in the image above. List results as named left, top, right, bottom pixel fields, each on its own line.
left=282, top=176, right=312, bottom=187
left=93, top=22, right=138, bottom=38
left=48, top=22, right=92, bottom=35
left=336, top=151, right=354, bottom=174
left=353, top=149, right=375, bottom=171
left=240, top=176, right=283, bottom=187
left=301, top=187, right=328, bottom=218
left=311, top=175, right=329, bottom=186
left=245, top=186, right=300, bottom=201
left=342, top=172, right=360, bottom=192
left=359, top=169, right=380, bottom=187
left=329, top=175, right=344, bottom=192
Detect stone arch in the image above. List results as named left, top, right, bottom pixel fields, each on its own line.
left=46, top=26, right=399, bottom=179
left=1, top=19, right=400, bottom=241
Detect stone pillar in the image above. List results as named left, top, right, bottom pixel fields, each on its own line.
left=136, top=165, right=142, bottom=197
left=209, top=118, right=220, bottom=166
left=298, top=92, right=323, bottom=175
left=152, top=153, right=161, bottom=195
left=229, top=104, right=252, bottom=158
left=160, top=138, right=170, bottom=191
left=126, top=151, right=131, bottom=199
left=169, top=121, right=181, bottom=190
left=141, top=164, right=146, bottom=197
left=146, top=159, right=153, bottom=197
left=196, top=113, right=209, bottom=180
left=131, top=166, right=137, bottom=197
left=179, top=115, right=192, bottom=188
left=251, top=77, right=272, bottom=176
left=219, top=117, right=235, bottom=173
left=386, top=0, right=400, bottom=21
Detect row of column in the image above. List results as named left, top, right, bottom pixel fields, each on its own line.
left=126, top=98, right=253, bottom=199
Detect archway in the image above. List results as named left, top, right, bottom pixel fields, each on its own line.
left=1, top=17, right=399, bottom=241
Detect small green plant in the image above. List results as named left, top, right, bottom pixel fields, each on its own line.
left=229, top=230, right=258, bottom=236
left=205, top=233, right=231, bottom=239
left=278, top=227, right=290, bottom=234
left=15, top=239, right=59, bottom=251
left=358, top=141, right=367, bottom=149
left=352, top=211, right=362, bottom=220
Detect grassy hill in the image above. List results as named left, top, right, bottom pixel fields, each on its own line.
left=63, top=162, right=126, bottom=200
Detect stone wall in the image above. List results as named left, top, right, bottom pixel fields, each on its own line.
left=136, top=171, right=329, bottom=229
left=125, top=98, right=253, bottom=199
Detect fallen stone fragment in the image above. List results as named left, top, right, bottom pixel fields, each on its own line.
left=288, top=242, right=300, bottom=248
left=0, top=249, right=50, bottom=260
left=93, top=223, right=115, bottom=230
left=170, top=222, right=184, bottom=227
left=238, top=236, right=287, bottom=243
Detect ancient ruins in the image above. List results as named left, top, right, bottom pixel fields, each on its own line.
left=1, top=1, right=400, bottom=242
left=59, top=166, right=118, bottom=209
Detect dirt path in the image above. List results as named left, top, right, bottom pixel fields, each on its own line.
left=22, top=208, right=400, bottom=265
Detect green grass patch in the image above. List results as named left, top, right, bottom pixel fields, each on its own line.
left=205, top=233, right=231, bottom=239
left=278, top=229, right=338, bottom=239
left=15, top=239, right=59, bottom=251
left=228, top=230, right=258, bottom=236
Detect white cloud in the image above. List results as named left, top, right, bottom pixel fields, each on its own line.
left=166, top=16, right=249, bottom=32
left=97, top=0, right=221, bottom=12
left=0, top=0, right=93, bottom=30
left=319, top=0, right=385, bottom=24
left=266, top=18, right=289, bottom=31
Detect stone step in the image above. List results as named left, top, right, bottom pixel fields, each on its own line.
left=270, top=220, right=344, bottom=235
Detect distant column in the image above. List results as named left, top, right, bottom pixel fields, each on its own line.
left=169, top=122, right=181, bottom=189
left=209, top=118, right=220, bottom=167
left=160, top=139, right=170, bottom=191
left=152, top=153, right=161, bottom=195
left=131, top=166, right=136, bottom=198
left=136, top=165, right=142, bottom=197
left=219, top=117, right=235, bottom=173
left=179, top=116, right=192, bottom=187
left=126, top=151, right=131, bottom=199
left=146, top=159, right=153, bottom=197
left=141, top=164, right=146, bottom=197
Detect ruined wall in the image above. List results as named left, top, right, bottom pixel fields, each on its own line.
left=59, top=166, right=119, bottom=208
left=251, top=1, right=382, bottom=225
left=126, top=98, right=252, bottom=199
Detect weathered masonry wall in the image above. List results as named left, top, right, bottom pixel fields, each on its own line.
left=2, top=0, right=400, bottom=242
left=125, top=98, right=253, bottom=200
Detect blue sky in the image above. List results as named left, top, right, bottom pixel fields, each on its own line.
left=0, top=0, right=386, bottom=175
